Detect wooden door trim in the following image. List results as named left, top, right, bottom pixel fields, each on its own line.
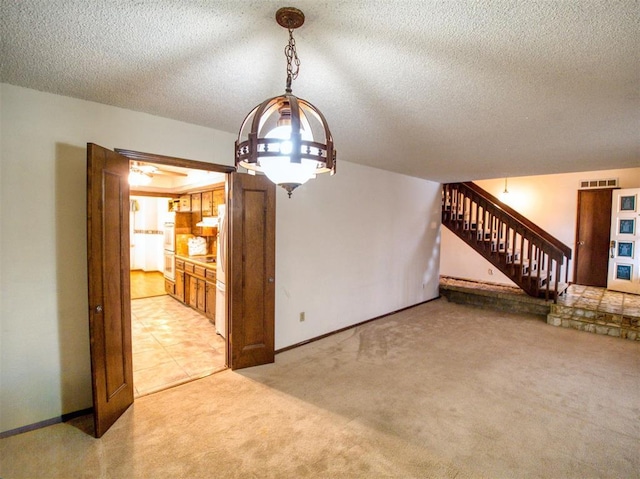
left=114, top=148, right=236, bottom=174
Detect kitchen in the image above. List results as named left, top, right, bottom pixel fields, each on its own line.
left=129, top=161, right=228, bottom=396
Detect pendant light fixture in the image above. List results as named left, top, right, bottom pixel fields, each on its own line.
left=235, top=7, right=336, bottom=197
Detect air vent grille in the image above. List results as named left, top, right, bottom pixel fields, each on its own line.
left=579, top=178, right=619, bottom=189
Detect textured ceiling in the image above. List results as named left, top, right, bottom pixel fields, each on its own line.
left=1, top=1, right=638, bottom=182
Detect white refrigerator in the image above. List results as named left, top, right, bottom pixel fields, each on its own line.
left=215, top=205, right=227, bottom=338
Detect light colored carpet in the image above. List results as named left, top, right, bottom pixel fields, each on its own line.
left=1, top=298, right=638, bottom=478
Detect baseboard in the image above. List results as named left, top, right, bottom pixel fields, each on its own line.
left=275, top=296, right=441, bottom=354
left=0, top=407, right=93, bottom=439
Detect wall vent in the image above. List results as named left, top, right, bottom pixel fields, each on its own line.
left=579, top=178, right=619, bottom=189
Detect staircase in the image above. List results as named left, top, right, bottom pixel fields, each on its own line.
left=442, top=182, right=572, bottom=302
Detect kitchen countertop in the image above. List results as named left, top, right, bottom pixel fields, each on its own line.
left=176, top=254, right=217, bottom=269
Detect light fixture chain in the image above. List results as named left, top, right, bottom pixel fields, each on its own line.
left=285, top=27, right=300, bottom=91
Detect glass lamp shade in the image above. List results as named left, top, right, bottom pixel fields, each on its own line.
left=236, top=92, right=336, bottom=197
left=261, top=124, right=319, bottom=186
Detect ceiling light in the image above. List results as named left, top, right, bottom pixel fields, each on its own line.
left=235, top=7, right=336, bottom=197
left=129, top=162, right=153, bottom=186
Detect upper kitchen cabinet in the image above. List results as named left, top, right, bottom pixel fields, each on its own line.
left=191, top=193, right=202, bottom=214
left=213, top=188, right=225, bottom=210
left=201, top=191, right=213, bottom=217
left=200, top=186, right=225, bottom=217
left=179, top=194, right=191, bottom=212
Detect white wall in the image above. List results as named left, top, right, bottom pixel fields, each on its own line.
left=0, top=84, right=233, bottom=434
left=440, top=168, right=640, bottom=285
left=0, top=84, right=441, bottom=434
left=130, top=196, right=172, bottom=272
left=275, top=162, right=442, bottom=349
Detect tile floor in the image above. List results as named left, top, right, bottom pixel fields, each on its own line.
left=132, top=295, right=226, bottom=397
left=558, top=283, right=640, bottom=316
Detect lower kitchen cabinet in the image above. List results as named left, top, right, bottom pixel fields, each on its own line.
left=175, top=271, right=185, bottom=302
left=205, top=281, right=216, bottom=321
left=196, top=278, right=206, bottom=314
left=186, top=275, right=208, bottom=315
left=173, top=257, right=216, bottom=320
left=187, top=275, right=198, bottom=309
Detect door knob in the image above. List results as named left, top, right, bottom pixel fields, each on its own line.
left=95, top=305, right=103, bottom=313
left=268, top=277, right=274, bottom=283
left=578, top=241, right=585, bottom=246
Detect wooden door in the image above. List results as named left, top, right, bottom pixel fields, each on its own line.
left=607, top=188, right=640, bottom=294
left=574, top=189, right=614, bottom=287
left=228, top=173, right=276, bottom=369
left=86, top=143, right=134, bottom=438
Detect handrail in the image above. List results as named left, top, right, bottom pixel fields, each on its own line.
left=459, top=182, right=572, bottom=259
left=442, top=181, right=573, bottom=302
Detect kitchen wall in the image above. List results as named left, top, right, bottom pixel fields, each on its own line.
left=0, top=83, right=441, bottom=434
left=130, top=196, right=173, bottom=272
left=440, top=168, right=640, bottom=285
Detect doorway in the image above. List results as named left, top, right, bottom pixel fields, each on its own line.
left=574, top=188, right=614, bottom=287
left=129, top=186, right=227, bottom=397
left=87, top=144, right=275, bottom=437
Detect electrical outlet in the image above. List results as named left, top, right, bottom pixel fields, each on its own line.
left=299, top=312, right=305, bottom=322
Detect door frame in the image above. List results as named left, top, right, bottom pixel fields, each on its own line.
left=115, top=148, right=236, bottom=175
left=88, top=146, right=278, bottom=436
left=116, top=148, right=236, bottom=367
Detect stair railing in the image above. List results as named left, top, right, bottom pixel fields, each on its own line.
left=442, top=182, right=572, bottom=302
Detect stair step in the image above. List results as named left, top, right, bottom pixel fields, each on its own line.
left=491, top=241, right=511, bottom=252
left=505, top=251, right=521, bottom=263
left=513, top=259, right=536, bottom=267
left=523, top=270, right=552, bottom=287
left=538, top=282, right=569, bottom=298
left=463, top=221, right=478, bottom=231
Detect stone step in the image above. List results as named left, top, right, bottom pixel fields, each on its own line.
left=440, top=277, right=640, bottom=342
left=546, top=313, right=638, bottom=340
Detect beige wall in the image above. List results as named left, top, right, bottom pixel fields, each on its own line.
left=0, top=84, right=441, bottom=434
left=275, top=161, right=442, bottom=348
left=440, top=168, right=640, bottom=285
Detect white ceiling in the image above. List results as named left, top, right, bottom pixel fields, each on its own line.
left=2, top=1, right=638, bottom=183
